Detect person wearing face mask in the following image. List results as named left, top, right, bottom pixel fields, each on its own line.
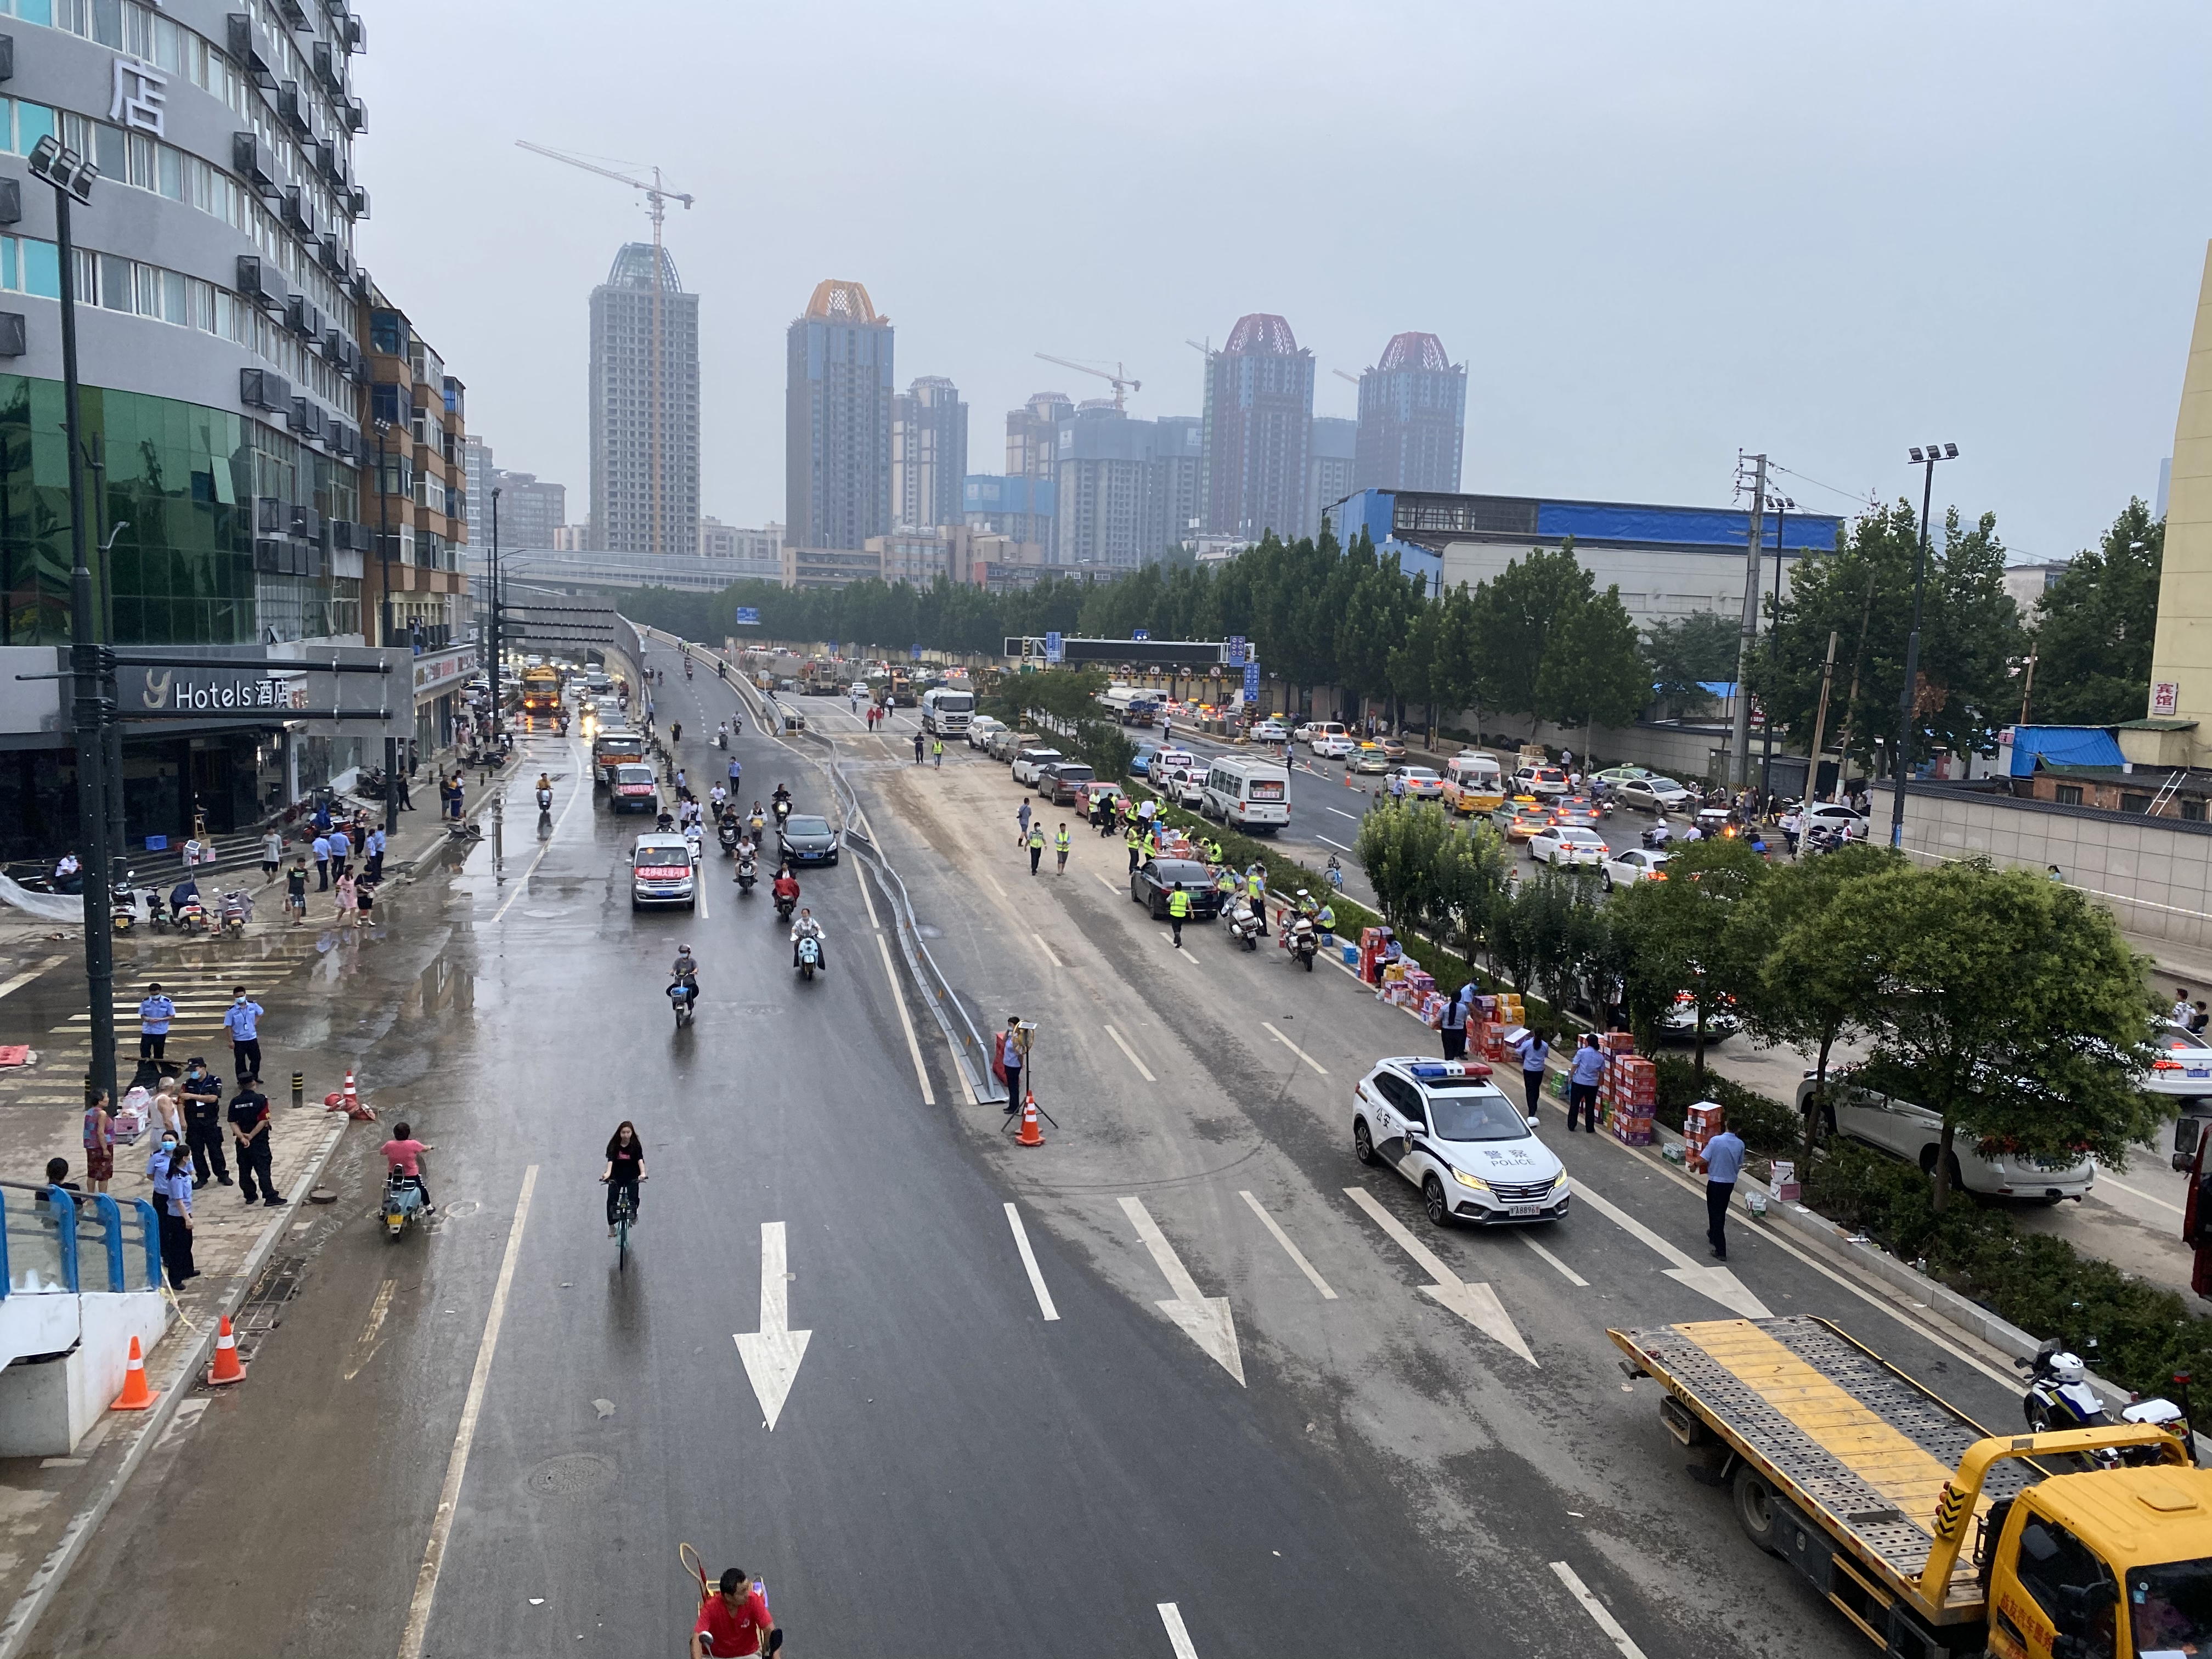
left=222, top=985, right=264, bottom=1082
left=146, top=1130, right=196, bottom=1286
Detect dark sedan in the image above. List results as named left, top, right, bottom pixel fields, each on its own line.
left=1130, top=857, right=1221, bottom=921
left=777, top=812, right=840, bottom=867
left=1041, top=763, right=1096, bottom=805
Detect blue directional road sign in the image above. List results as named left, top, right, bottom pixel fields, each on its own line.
left=1226, top=635, right=1246, bottom=666
left=735, top=607, right=759, bottom=626
left=1132, top=628, right=1149, bottom=641
left=910, top=644, right=922, bottom=661
left=1044, top=630, right=1063, bottom=664
left=1244, top=662, right=1260, bottom=701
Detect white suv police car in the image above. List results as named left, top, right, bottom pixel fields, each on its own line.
left=1352, top=1057, right=1570, bottom=1227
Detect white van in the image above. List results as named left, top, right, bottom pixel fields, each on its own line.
left=1304, top=721, right=1348, bottom=752
left=1201, top=756, right=1290, bottom=833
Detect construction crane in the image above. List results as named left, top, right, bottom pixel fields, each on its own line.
left=1333, top=368, right=1361, bottom=386
left=1034, top=353, right=1140, bottom=411
left=517, top=141, right=695, bottom=557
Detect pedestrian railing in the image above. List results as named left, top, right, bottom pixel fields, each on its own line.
left=0, top=1182, right=161, bottom=1296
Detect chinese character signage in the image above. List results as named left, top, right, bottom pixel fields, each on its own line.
left=110, top=59, right=168, bottom=138
left=2153, top=681, right=2181, bottom=718
left=735, top=607, right=759, bottom=626
left=1243, top=662, right=1260, bottom=701
left=1044, top=631, right=1062, bottom=664
left=1226, top=635, right=1245, bottom=666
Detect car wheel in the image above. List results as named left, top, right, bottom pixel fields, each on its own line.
left=1732, top=1464, right=1784, bottom=1556
left=1601, top=871, right=1615, bottom=893
left=1422, top=1173, right=1452, bottom=1228
left=1353, top=1118, right=1378, bottom=1165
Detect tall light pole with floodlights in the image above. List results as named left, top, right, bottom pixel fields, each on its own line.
left=1892, top=442, right=1959, bottom=849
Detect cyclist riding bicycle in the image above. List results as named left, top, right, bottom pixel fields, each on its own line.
left=600, top=1120, right=645, bottom=1237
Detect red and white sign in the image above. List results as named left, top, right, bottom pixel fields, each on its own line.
left=2153, top=681, right=2181, bottom=717
left=636, top=865, right=690, bottom=881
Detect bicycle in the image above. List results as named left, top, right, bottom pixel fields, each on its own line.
left=603, top=1176, right=644, bottom=1271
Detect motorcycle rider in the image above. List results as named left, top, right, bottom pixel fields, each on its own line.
left=709, top=782, right=728, bottom=816
left=535, top=772, right=553, bottom=811
left=748, top=802, right=766, bottom=838
left=771, top=783, right=792, bottom=822
left=716, top=720, right=730, bottom=749
left=791, top=906, right=827, bottom=973
left=771, top=865, right=801, bottom=917
left=669, top=945, right=700, bottom=1002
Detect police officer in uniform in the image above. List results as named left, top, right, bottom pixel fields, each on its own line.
left=1167, top=883, right=1192, bottom=948
left=178, top=1059, right=230, bottom=1188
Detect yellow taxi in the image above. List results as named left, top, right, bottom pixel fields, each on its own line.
left=1349, top=742, right=1393, bottom=775
left=1491, top=795, right=1555, bottom=842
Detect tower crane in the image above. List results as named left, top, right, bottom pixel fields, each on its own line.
left=517, top=141, right=695, bottom=556
left=1333, top=368, right=1361, bottom=386
left=1034, top=353, right=1140, bottom=412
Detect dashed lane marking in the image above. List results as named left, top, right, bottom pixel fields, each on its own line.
left=1316, top=836, right=1354, bottom=853
left=1158, top=1604, right=1200, bottom=1658
left=1519, top=1233, right=1589, bottom=1286
left=1003, top=1203, right=1059, bottom=1321
left=1550, top=1561, right=1647, bottom=1659
left=1102, top=1024, right=1156, bottom=1084
left=1261, top=1021, right=1328, bottom=1075
left=1238, top=1190, right=1336, bottom=1299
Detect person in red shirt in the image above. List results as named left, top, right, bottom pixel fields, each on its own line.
left=380, top=1122, right=433, bottom=1212
left=692, top=1568, right=777, bottom=1657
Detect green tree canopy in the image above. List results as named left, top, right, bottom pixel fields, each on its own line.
left=1538, top=584, right=1649, bottom=738
left=1644, top=610, right=1740, bottom=714
left=1468, top=541, right=1599, bottom=736
left=2027, top=498, right=2163, bottom=726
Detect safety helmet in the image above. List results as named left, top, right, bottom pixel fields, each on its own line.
left=2049, top=1351, right=2086, bottom=1384
left=675, top=944, right=693, bottom=956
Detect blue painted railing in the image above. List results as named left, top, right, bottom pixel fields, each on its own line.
left=0, top=1182, right=160, bottom=1295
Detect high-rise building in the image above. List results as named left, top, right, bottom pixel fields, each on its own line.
left=1203, top=315, right=1314, bottom=540
left=786, top=280, right=894, bottom=550
left=494, top=472, right=566, bottom=550
left=1154, top=417, right=1205, bottom=550
left=1007, top=393, right=1071, bottom=489
left=1308, top=416, right=1357, bottom=537
left=893, top=376, right=968, bottom=530
left=701, top=517, right=783, bottom=580
left=963, top=476, right=1057, bottom=546
left=1054, top=407, right=1160, bottom=569
left=464, top=437, right=495, bottom=550
left=589, top=242, right=701, bottom=557
left=1352, top=331, right=1466, bottom=495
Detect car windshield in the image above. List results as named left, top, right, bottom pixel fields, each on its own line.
left=784, top=816, right=831, bottom=837
left=1153, top=860, right=1210, bottom=884
left=1419, top=1090, right=1530, bottom=1141
left=1402, top=769, right=1439, bottom=782
left=2130, top=1557, right=2212, bottom=1656
left=1054, top=766, right=1094, bottom=782
left=637, top=844, right=690, bottom=865
left=614, top=766, right=655, bottom=785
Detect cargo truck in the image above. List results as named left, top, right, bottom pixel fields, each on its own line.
left=1612, top=1316, right=2211, bottom=1658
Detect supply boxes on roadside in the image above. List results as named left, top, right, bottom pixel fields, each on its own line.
left=1683, top=1099, right=1725, bottom=1172
left=1601, top=1050, right=1657, bottom=1145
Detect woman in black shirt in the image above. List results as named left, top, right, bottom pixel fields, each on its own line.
left=602, top=1121, right=646, bottom=1234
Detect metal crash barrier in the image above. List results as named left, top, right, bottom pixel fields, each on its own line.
left=0, top=1181, right=163, bottom=1296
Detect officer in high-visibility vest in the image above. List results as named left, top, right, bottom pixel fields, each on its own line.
left=1215, top=866, right=1240, bottom=907
left=1167, top=883, right=1192, bottom=948
left=1139, top=828, right=1158, bottom=864
left=1027, top=822, right=1047, bottom=876
left=1054, top=822, right=1071, bottom=875
left=1316, top=897, right=1337, bottom=940
left=1244, top=862, right=1268, bottom=935
left=1125, top=822, right=1142, bottom=873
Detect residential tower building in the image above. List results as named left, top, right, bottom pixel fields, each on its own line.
left=786, top=279, right=893, bottom=549
left=1308, top=416, right=1357, bottom=537
left=1203, top=314, right=1314, bottom=541
left=589, top=241, right=700, bottom=557
left=892, top=375, right=967, bottom=530
left=1352, top=331, right=1466, bottom=496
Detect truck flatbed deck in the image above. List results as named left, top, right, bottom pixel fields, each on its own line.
left=1613, top=1317, right=2040, bottom=1605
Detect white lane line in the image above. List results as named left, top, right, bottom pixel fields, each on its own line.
left=1519, top=1233, right=1589, bottom=1286
left=1158, top=1603, right=1200, bottom=1658
left=1317, top=836, right=1354, bottom=852
left=2092, top=1170, right=2185, bottom=1216
left=494, top=738, right=590, bottom=923
left=983, top=870, right=1007, bottom=898
left=1030, top=930, right=1061, bottom=967
left=0, top=957, right=63, bottom=1003
left=398, top=1164, right=539, bottom=1659
left=1325, top=806, right=1358, bottom=820
left=1261, top=1021, right=1329, bottom=1075
left=1550, top=1561, right=1647, bottom=1659
left=1568, top=1178, right=1771, bottom=1318
left=695, top=878, right=709, bottom=921
left=1103, top=1024, right=1157, bottom=1083
left=1238, top=1190, right=1337, bottom=1299
left=855, top=861, right=883, bottom=930
left=873, top=933, right=937, bottom=1106
left=1095, top=873, right=1121, bottom=894
left=1156, top=931, right=1205, bottom=966
left=1343, top=1186, right=1536, bottom=1365
left=1003, top=1203, right=1060, bottom=1321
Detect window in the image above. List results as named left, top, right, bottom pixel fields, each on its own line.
left=2121, top=792, right=2153, bottom=814
left=2055, top=785, right=2084, bottom=806
left=2184, top=799, right=2206, bottom=822
left=2013, top=1515, right=2115, bottom=1658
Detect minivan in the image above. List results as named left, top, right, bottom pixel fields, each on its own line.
left=1305, top=721, right=1349, bottom=752
left=1200, top=757, right=1290, bottom=832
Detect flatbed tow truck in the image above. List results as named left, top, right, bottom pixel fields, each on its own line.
left=1612, top=1316, right=2212, bottom=1658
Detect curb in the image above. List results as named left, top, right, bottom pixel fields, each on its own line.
left=0, top=1114, right=352, bottom=1659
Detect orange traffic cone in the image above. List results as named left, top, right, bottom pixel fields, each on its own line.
left=205, top=1316, right=246, bottom=1386
left=1016, top=1093, right=1045, bottom=1147
left=342, top=1069, right=358, bottom=1112
left=111, top=1335, right=157, bottom=1410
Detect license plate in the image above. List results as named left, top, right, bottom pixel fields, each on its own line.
left=2188, top=1069, right=2210, bottom=1080
left=1508, top=1203, right=1541, bottom=1217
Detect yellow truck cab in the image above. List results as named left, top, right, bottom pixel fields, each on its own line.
left=1613, top=1317, right=2211, bottom=1659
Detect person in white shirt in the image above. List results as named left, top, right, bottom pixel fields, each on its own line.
left=2173, top=991, right=2196, bottom=1029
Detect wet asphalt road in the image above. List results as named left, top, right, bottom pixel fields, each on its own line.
left=20, top=642, right=2044, bottom=1659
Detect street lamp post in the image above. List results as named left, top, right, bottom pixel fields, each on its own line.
left=1759, top=494, right=1793, bottom=809
left=374, top=417, right=398, bottom=835
left=1891, top=442, right=1959, bottom=849
left=487, top=485, right=501, bottom=743
left=29, top=135, right=116, bottom=1108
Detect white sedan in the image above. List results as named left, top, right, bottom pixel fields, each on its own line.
left=1527, top=825, right=1609, bottom=866
left=1250, top=719, right=1289, bottom=741
left=1313, top=735, right=1356, bottom=759
left=1601, top=847, right=1670, bottom=891
left=2148, top=1024, right=2212, bottom=1101
left=1393, top=767, right=1446, bottom=799
left=1161, top=765, right=1207, bottom=808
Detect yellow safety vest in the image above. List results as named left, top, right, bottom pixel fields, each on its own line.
left=1246, top=872, right=1264, bottom=898
left=1054, top=830, right=1070, bottom=852
left=1167, top=889, right=1191, bottom=918
left=1125, top=827, right=1139, bottom=849
left=1028, top=828, right=1045, bottom=849
left=1141, top=836, right=1156, bottom=860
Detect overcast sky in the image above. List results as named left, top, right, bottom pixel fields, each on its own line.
left=356, top=2, right=2211, bottom=565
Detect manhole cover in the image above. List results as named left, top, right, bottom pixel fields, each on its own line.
left=527, top=1453, right=613, bottom=1497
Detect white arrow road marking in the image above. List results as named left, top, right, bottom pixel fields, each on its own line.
left=734, top=1222, right=812, bottom=1430
left=1158, top=1603, right=1200, bottom=1658
left=1550, top=1561, right=1648, bottom=1659
left=1567, top=1178, right=1772, bottom=1318
left=1118, top=1197, right=1244, bottom=1386
left=1343, top=1187, right=1536, bottom=1367
left=1003, top=1203, right=1059, bottom=1321
left=1262, top=1022, right=1328, bottom=1075
left=1239, top=1190, right=1337, bottom=1298
left=1103, top=1024, right=1157, bottom=1083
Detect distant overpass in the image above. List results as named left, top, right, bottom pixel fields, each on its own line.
left=462, top=548, right=776, bottom=596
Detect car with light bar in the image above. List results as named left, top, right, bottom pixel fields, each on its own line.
left=628, top=834, right=696, bottom=912
left=1352, top=1057, right=1568, bottom=1227
left=1349, top=742, right=1392, bottom=775
left=1493, top=799, right=1554, bottom=843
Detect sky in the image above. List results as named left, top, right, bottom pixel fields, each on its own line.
left=356, top=2, right=2212, bottom=566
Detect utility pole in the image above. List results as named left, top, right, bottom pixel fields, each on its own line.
left=1759, top=494, right=1791, bottom=808
left=1804, top=630, right=1839, bottom=805
left=89, top=437, right=127, bottom=899
left=488, top=486, right=502, bottom=743
left=1729, top=453, right=1768, bottom=791
left=1892, top=443, right=1959, bottom=849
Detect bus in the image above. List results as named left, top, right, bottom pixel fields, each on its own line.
left=1199, top=755, right=1290, bottom=833
left=921, top=686, right=974, bottom=735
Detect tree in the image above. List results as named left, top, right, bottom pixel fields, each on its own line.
left=1355, top=801, right=1457, bottom=944
left=1605, top=837, right=1768, bottom=1075
left=1644, top=610, right=1740, bottom=716
left=1434, top=819, right=1511, bottom=971
left=2027, top=499, right=2164, bottom=726
left=1729, top=844, right=1900, bottom=1166
left=1486, top=864, right=1607, bottom=1008
left=1537, top=584, right=1649, bottom=754
left=1757, top=501, right=2023, bottom=778
left=1467, top=543, right=1592, bottom=736
left=1827, top=859, right=2163, bottom=1211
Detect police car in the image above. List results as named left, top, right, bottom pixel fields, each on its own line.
left=1352, top=1057, right=1570, bottom=1227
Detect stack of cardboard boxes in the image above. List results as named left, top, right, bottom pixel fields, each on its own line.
left=1683, top=1100, right=1725, bottom=1173
left=1602, top=1046, right=1658, bottom=1144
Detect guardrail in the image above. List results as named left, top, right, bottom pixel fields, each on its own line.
left=0, top=1181, right=161, bottom=1295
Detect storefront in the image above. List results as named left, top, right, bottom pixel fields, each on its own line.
left=410, top=645, right=475, bottom=761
